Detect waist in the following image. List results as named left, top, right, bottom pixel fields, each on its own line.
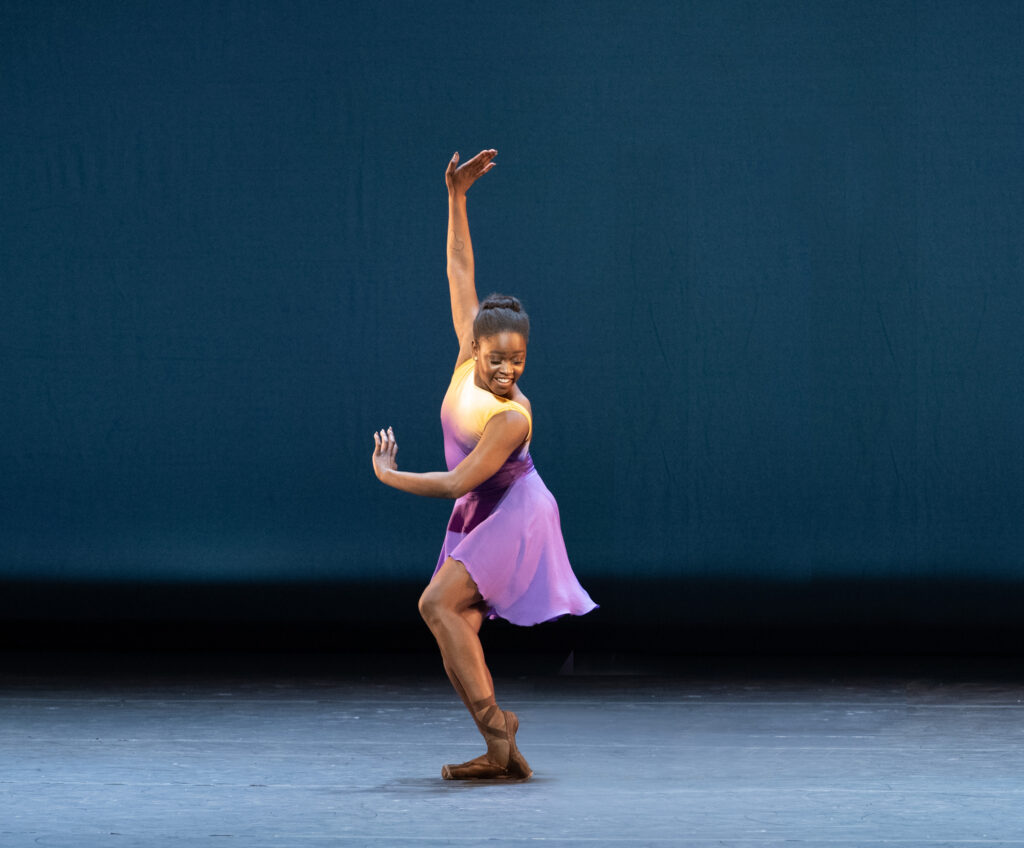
left=464, top=454, right=535, bottom=497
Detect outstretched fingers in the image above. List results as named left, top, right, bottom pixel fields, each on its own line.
left=466, top=149, right=497, bottom=174
left=374, top=427, right=397, bottom=455
left=447, top=149, right=497, bottom=193
left=372, top=427, right=398, bottom=479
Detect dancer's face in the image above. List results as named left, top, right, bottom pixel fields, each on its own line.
left=473, top=332, right=527, bottom=398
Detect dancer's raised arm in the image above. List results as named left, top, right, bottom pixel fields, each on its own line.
left=445, top=149, right=497, bottom=365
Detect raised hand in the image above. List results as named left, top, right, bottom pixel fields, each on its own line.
left=372, top=426, right=398, bottom=481
left=445, top=149, right=497, bottom=197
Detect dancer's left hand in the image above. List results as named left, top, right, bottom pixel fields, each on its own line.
left=372, top=426, right=398, bottom=481
left=445, top=149, right=497, bottom=197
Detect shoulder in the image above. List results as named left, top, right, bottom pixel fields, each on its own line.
left=511, top=387, right=532, bottom=417
left=480, top=404, right=531, bottom=446
left=447, top=356, right=475, bottom=388
left=483, top=391, right=532, bottom=443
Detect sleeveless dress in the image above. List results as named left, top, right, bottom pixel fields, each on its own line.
left=433, top=358, right=598, bottom=626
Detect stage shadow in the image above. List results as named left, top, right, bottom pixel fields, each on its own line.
left=354, top=776, right=552, bottom=794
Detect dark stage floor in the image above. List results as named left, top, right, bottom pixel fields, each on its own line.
left=2, top=652, right=1024, bottom=846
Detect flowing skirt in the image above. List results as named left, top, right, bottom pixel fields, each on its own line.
left=434, top=469, right=598, bottom=626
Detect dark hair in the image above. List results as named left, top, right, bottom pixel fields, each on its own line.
left=473, top=293, right=530, bottom=343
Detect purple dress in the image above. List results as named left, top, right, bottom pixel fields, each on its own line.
left=433, top=358, right=598, bottom=626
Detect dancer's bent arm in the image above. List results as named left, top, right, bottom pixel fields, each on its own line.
left=445, top=149, right=497, bottom=366
left=372, top=411, right=527, bottom=499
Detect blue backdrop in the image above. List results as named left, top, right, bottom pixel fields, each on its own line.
left=2, top=1, right=1022, bottom=591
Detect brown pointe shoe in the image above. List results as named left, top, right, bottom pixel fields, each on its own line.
left=501, top=710, right=533, bottom=780
left=441, top=698, right=532, bottom=781
left=441, top=753, right=505, bottom=780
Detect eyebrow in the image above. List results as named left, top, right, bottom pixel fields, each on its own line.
left=486, top=351, right=526, bottom=356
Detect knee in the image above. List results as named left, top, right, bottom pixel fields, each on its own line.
left=418, top=587, right=444, bottom=628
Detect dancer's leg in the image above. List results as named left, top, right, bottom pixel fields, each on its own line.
left=419, top=558, right=493, bottom=703
left=442, top=601, right=491, bottom=712
left=440, top=604, right=497, bottom=773
left=419, top=558, right=530, bottom=778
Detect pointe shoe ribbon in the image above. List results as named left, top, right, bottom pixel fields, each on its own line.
left=441, top=698, right=532, bottom=780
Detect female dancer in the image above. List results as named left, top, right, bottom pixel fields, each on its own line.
left=372, top=149, right=597, bottom=780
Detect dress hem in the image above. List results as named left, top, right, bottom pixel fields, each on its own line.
left=445, top=555, right=599, bottom=628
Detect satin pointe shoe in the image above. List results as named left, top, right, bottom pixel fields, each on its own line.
left=441, top=700, right=532, bottom=780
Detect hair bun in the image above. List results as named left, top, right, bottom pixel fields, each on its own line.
left=480, top=293, right=522, bottom=312
left=473, top=293, right=530, bottom=342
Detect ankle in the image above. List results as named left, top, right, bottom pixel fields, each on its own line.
left=471, top=696, right=506, bottom=735
left=471, top=695, right=497, bottom=712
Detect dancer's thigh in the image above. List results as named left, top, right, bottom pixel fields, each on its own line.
left=421, top=557, right=484, bottom=617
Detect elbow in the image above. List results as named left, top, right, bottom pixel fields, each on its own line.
left=446, top=472, right=471, bottom=500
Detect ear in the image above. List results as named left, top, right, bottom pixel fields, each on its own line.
left=471, top=338, right=479, bottom=359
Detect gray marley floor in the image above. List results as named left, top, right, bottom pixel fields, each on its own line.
left=2, top=654, right=1024, bottom=846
